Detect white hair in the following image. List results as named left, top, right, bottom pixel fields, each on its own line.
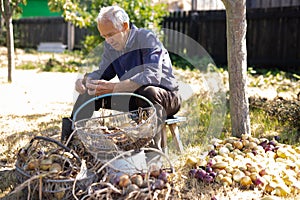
left=96, top=6, right=130, bottom=31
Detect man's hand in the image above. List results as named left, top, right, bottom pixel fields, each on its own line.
left=86, top=80, right=116, bottom=96
left=75, top=78, right=87, bottom=94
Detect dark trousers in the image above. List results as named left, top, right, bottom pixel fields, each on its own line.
left=62, top=85, right=181, bottom=148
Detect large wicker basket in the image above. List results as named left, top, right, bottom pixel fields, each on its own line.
left=15, top=136, right=96, bottom=200
left=73, top=93, right=157, bottom=161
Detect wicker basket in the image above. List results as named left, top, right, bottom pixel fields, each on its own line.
left=73, top=93, right=157, bottom=161
left=15, top=136, right=96, bottom=200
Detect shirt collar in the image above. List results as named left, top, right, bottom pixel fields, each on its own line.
left=124, top=23, right=138, bottom=50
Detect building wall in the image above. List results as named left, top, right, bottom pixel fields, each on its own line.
left=21, top=0, right=61, bottom=18
left=197, top=0, right=225, bottom=10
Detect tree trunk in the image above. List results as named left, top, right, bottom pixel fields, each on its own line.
left=6, top=16, right=15, bottom=82
left=0, top=14, right=3, bottom=35
left=3, top=0, right=15, bottom=83
left=222, top=0, right=251, bottom=137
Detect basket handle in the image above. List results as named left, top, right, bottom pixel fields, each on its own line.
left=72, top=92, right=155, bottom=128
left=29, top=136, right=82, bottom=163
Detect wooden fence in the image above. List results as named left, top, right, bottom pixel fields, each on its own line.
left=13, top=17, right=88, bottom=49
left=248, top=0, right=300, bottom=8
left=162, top=6, right=300, bottom=72
left=11, top=6, right=300, bottom=72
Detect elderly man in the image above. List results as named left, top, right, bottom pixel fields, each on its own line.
left=62, top=5, right=181, bottom=150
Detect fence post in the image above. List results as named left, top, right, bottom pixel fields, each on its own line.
left=188, top=11, right=199, bottom=57
left=67, top=22, right=75, bottom=51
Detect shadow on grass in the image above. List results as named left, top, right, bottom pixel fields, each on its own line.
left=0, top=114, right=64, bottom=199
left=1, top=114, right=63, bottom=164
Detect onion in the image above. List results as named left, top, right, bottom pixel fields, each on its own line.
left=219, top=147, right=230, bottom=156
left=240, top=176, right=252, bottom=187
left=233, top=141, right=243, bottom=150
left=212, top=162, right=227, bottom=170
left=206, top=166, right=213, bottom=173
left=221, top=176, right=232, bottom=186
left=158, top=171, right=169, bottom=183
left=49, top=163, right=62, bottom=173
left=253, top=177, right=263, bottom=186
left=189, top=169, right=197, bottom=177
left=195, top=169, right=206, bottom=180
left=152, top=179, right=165, bottom=190
left=130, top=174, right=143, bottom=187
left=233, top=170, right=245, bottom=182
left=203, top=174, right=214, bottom=183
left=119, top=174, right=131, bottom=188
left=149, top=164, right=161, bottom=178
left=209, top=171, right=217, bottom=178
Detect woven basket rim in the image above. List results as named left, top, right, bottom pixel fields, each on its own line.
left=75, top=107, right=156, bottom=129
left=75, top=107, right=157, bottom=139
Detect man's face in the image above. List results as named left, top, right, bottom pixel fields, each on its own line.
left=98, top=20, right=128, bottom=51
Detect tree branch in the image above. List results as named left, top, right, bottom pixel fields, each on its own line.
left=12, top=1, right=20, bottom=13
left=0, top=0, right=6, bottom=19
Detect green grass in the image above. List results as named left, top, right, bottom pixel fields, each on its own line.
left=16, top=62, right=43, bottom=70
left=174, top=90, right=299, bottom=152
left=249, top=106, right=299, bottom=144
left=15, top=49, right=84, bottom=73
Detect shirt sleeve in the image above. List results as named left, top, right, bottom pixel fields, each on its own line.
left=129, top=31, right=164, bottom=86
left=88, top=44, right=117, bottom=81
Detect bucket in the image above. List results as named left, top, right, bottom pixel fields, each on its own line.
left=108, top=150, right=148, bottom=175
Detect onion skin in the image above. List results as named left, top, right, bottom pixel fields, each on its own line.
left=49, top=163, right=62, bottom=173
left=212, top=162, right=227, bottom=170
left=240, top=176, right=252, bottom=187
left=149, top=164, right=161, bottom=178
left=40, top=159, right=53, bottom=171
left=119, top=174, right=131, bottom=188
left=130, top=174, right=143, bottom=187
left=25, top=159, right=39, bottom=171
left=158, top=171, right=169, bottom=183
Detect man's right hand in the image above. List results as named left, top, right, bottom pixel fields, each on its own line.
left=75, top=78, right=87, bottom=94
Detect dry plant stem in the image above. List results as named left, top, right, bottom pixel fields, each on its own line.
left=65, top=129, right=77, bottom=146
left=99, top=182, right=122, bottom=194
left=153, top=190, right=159, bottom=199
left=147, top=167, right=153, bottom=200
left=165, top=183, right=171, bottom=200
left=72, top=178, right=80, bottom=200
left=81, top=182, right=121, bottom=199
left=27, top=183, right=31, bottom=200
left=39, top=176, right=42, bottom=200
left=124, top=190, right=139, bottom=200
left=8, top=173, right=50, bottom=197
left=90, top=160, right=103, bottom=171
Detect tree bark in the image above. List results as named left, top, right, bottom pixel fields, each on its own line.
left=2, top=0, right=15, bottom=83
left=222, top=0, right=251, bottom=137
left=6, top=16, right=15, bottom=82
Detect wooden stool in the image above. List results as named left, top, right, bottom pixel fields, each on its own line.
left=161, top=116, right=186, bottom=154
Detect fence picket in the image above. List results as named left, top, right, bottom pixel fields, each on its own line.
left=162, top=6, right=300, bottom=72
left=11, top=6, right=300, bottom=72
